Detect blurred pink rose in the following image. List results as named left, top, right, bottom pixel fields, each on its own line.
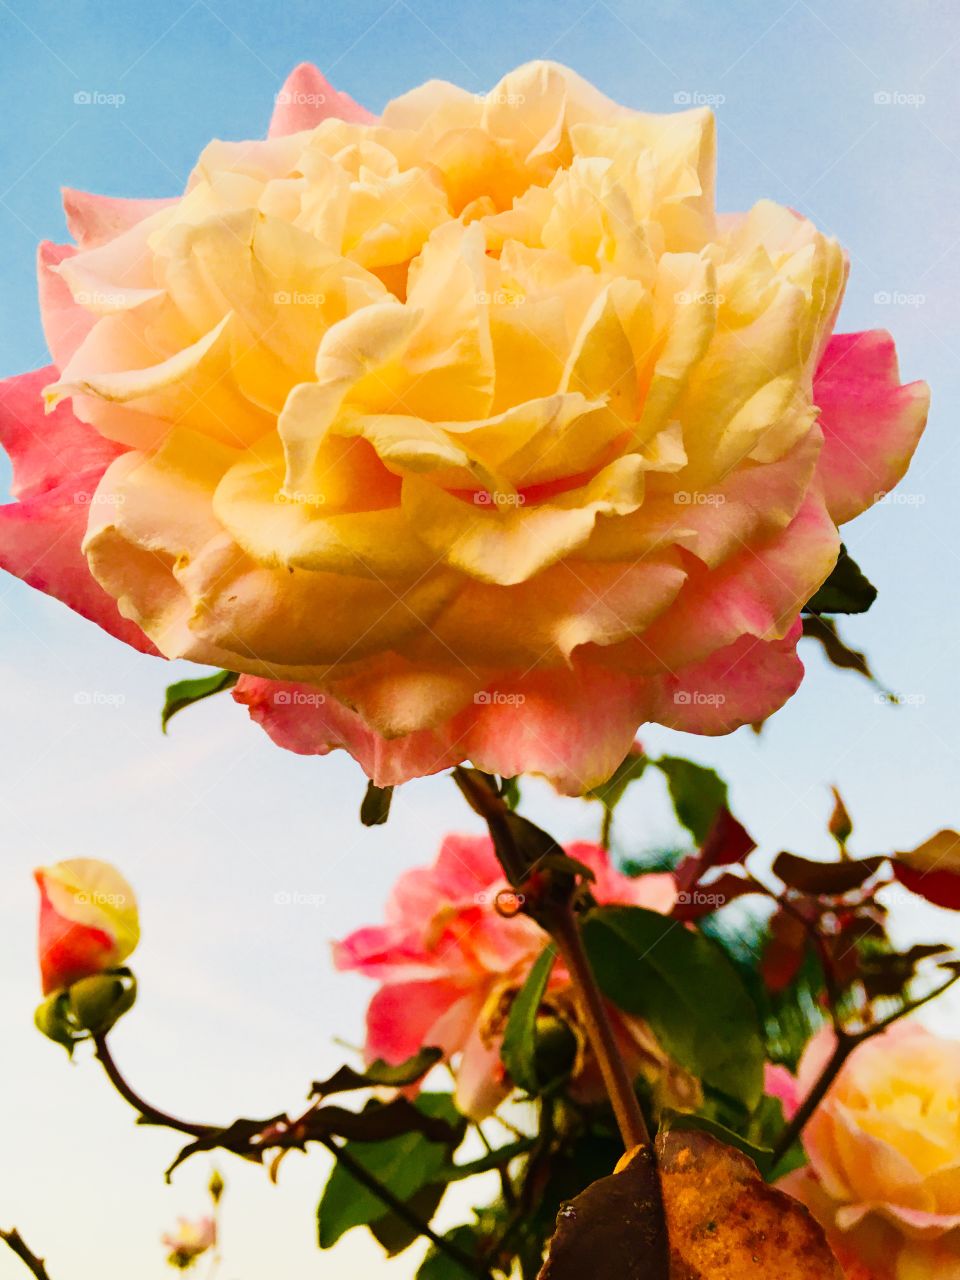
left=0, top=61, right=928, bottom=793
left=777, top=1025, right=960, bottom=1280
left=162, top=1216, right=216, bottom=1270
left=335, top=834, right=681, bottom=1117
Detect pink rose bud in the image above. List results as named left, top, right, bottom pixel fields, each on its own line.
left=34, top=858, right=139, bottom=994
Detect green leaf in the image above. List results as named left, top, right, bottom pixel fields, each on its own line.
left=317, top=1095, right=463, bottom=1251
left=417, top=1226, right=484, bottom=1279
left=587, top=749, right=648, bottom=811
left=312, top=1048, right=443, bottom=1098
left=500, top=775, right=522, bottom=809
left=805, top=545, right=877, bottom=615
left=360, top=782, right=394, bottom=826
left=654, top=757, right=729, bottom=844
left=436, top=1137, right=534, bottom=1183
left=500, top=945, right=557, bottom=1094
left=582, top=905, right=765, bottom=1109
left=161, top=669, right=238, bottom=733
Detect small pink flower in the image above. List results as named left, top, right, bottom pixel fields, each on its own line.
left=162, top=1217, right=216, bottom=1270
left=335, top=834, right=680, bottom=1117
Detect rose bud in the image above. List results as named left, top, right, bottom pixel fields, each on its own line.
left=34, top=858, right=139, bottom=994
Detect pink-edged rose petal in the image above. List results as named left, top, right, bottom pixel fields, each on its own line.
left=814, top=331, right=929, bottom=525
left=268, top=63, right=376, bottom=137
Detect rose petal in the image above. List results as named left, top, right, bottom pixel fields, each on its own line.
left=814, top=331, right=929, bottom=525
left=268, top=63, right=375, bottom=137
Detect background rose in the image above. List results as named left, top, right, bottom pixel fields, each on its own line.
left=334, top=833, right=683, bottom=1117
left=778, top=1025, right=960, bottom=1279
left=0, top=60, right=928, bottom=793
left=35, top=858, right=139, bottom=994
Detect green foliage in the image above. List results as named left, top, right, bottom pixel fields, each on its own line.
left=654, top=757, right=729, bottom=844
left=161, top=670, right=238, bottom=733
left=500, top=945, right=557, bottom=1095
left=582, top=906, right=765, bottom=1108
left=317, top=1095, right=464, bottom=1254
left=805, top=544, right=877, bottom=614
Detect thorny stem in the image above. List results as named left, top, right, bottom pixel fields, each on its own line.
left=0, top=1229, right=52, bottom=1280
left=546, top=902, right=650, bottom=1150
left=92, top=1036, right=491, bottom=1278
left=452, top=767, right=650, bottom=1152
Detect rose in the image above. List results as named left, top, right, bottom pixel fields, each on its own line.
left=334, top=834, right=695, bottom=1117
left=162, top=1217, right=216, bottom=1269
left=0, top=61, right=927, bottom=794
left=35, top=858, right=139, bottom=994
left=775, top=1026, right=960, bottom=1279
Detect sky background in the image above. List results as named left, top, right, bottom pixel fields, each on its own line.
left=1, top=1, right=959, bottom=1276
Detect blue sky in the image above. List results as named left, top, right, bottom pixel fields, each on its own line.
left=1, top=1, right=959, bottom=1276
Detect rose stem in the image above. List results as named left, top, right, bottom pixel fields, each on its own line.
left=452, top=768, right=650, bottom=1152
left=93, top=1036, right=491, bottom=1277
left=0, top=1230, right=53, bottom=1280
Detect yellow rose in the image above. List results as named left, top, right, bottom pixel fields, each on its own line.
left=780, top=1025, right=960, bottom=1279
left=0, top=60, right=927, bottom=791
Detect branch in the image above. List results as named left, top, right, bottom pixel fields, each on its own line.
left=93, top=1035, right=209, bottom=1137
left=91, top=1036, right=488, bottom=1277
left=0, top=1229, right=52, bottom=1280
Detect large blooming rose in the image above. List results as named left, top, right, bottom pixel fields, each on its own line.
left=776, top=1026, right=960, bottom=1280
left=334, top=833, right=688, bottom=1117
left=0, top=61, right=927, bottom=791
